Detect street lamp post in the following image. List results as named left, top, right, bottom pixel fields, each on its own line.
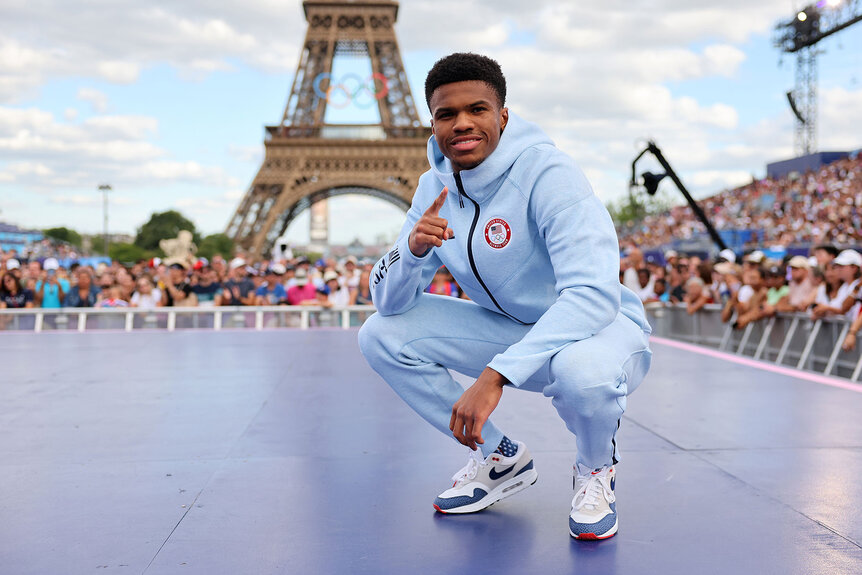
left=98, top=184, right=111, bottom=255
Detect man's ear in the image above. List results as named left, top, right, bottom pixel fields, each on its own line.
left=430, top=118, right=435, bottom=135
left=500, top=107, right=509, bottom=133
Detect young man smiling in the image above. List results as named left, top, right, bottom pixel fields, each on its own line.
left=359, top=53, right=652, bottom=540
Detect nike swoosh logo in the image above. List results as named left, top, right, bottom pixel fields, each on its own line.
left=489, top=464, right=516, bottom=481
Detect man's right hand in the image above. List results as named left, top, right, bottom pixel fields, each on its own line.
left=408, top=187, right=455, bottom=257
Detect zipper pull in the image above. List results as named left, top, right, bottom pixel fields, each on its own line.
left=454, top=173, right=465, bottom=208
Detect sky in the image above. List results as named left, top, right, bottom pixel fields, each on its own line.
left=1, top=0, right=861, bottom=246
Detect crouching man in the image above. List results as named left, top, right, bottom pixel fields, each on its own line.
left=359, top=53, right=652, bottom=540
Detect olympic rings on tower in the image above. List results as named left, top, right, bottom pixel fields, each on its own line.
left=312, top=72, right=389, bottom=109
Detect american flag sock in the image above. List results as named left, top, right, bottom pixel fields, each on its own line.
left=494, top=436, right=518, bottom=458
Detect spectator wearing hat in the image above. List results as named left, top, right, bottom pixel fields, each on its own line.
left=286, top=257, right=312, bottom=288
left=713, top=261, right=740, bottom=306
left=324, top=270, right=350, bottom=307
left=342, top=256, right=360, bottom=292
left=717, top=248, right=736, bottom=265
left=287, top=267, right=317, bottom=305
left=786, top=256, right=816, bottom=311
left=743, top=250, right=765, bottom=269
left=761, top=265, right=790, bottom=317
left=64, top=268, right=100, bottom=308
left=832, top=249, right=862, bottom=319
left=683, top=276, right=712, bottom=315
left=34, top=258, right=69, bottom=309
left=255, top=264, right=288, bottom=305
left=159, top=263, right=196, bottom=307
left=219, top=258, right=256, bottom=306
left=2, top=257, right=22, bottom=283
left=664, top=250, right=679, bottom=270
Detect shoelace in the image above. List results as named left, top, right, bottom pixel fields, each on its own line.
left=574, top=471, right=615, bottom=511
left=451, top=450, right=487, bottom=486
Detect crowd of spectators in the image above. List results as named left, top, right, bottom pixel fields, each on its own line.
left=0, top=249, right=377, bottom=312
left=618, top=155, right=862, bottom=249
left=621, top=244, right=862, bottom=351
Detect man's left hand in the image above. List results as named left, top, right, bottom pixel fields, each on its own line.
left=450, top=367, right=507, bottom=451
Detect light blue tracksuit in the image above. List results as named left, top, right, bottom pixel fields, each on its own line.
left=358, top=112, right=652, bottom=468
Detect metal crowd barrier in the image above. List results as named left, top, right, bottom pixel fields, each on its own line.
left=645, top=303, right=862, bottom=382
left=5, top=302, right=860, bottom=383
left=0, top=305, right=378, bottom=333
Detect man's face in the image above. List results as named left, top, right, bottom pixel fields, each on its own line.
left=637, top=270, right=650, bottom=288
left=790, top=267, right=807, bottom=283
left=429, top=80, right=508, bottom=173
left=170, top=267, right=185, bottom=283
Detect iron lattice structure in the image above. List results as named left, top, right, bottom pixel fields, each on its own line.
left=226, top=0, right=431, bottom=258
left=774, top=0, right=862, bottom=156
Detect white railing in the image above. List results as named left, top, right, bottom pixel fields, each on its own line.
left=0, top=305, right=377, bottom=333
left=644, top=303, right=862, bottom=382
left=6, top=302, right=860, bottom=382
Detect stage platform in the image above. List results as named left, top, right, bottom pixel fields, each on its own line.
left=1, top=329, right=861, bottom=574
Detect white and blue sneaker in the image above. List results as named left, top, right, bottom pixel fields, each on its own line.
left=570, top=464, right=617, bottom=540
left=433, top=441, right=538, bottom=514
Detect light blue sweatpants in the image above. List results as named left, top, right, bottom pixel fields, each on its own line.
left=358, top=293, right=652, bottom=468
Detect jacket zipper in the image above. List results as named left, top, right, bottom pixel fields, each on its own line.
left=453, top=173, right=526, bottom=325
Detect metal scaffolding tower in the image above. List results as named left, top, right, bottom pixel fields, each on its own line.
left=774, top=0, right=862, bottom=156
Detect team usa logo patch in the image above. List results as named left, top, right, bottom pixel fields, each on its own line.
left=484, top=218, right=511, bottom=249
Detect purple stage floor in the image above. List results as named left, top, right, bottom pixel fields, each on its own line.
left=1, top=330, right=861, bottom=574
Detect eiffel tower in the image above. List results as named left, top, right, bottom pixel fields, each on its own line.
left=226, top=0, right=431, bottom=259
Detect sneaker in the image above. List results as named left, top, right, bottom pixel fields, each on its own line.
left=569, top=464, right=617, bottom=540
left=433, top=441, right=538, bottom=514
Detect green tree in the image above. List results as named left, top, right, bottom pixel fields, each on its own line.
left=135, top=210, right=199, bottom=252
left=43, top=227, right=83, bottom=247
left=607, top=189, right=675, bottom=227
left=88, top=236, right=107, bottom=255
left=109, top=242, right=150, bottom=264
left=197, top=233, right=235, bottom=260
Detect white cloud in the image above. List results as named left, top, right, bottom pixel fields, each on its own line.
left=173, top=189, right=247, bottom=216
left=0, top=0, right=858, bottom=239
left=0, top=105, right=235, bottom=197
left=96, top=61, right=140, bottom=84
left=77, top=88, right=109, bottom=113
left=50, top=194, right=99, bottom=206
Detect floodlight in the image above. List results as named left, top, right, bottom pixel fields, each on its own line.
left=798, top=11, right=808, bottom=21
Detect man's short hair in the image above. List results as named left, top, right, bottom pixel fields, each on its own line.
left=424, top=52, right=507, bottom=108
left=813, top=244, right=839, bottom=258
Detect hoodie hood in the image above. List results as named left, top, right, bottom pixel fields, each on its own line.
left=428, top=111, right=554, bottom=202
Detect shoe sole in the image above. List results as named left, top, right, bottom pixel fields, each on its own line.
left=433, top=468, right=539, bottom=514
left=570, top=519, right=618, bottom=540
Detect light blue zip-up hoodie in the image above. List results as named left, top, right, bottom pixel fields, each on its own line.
left=370, top=112, right=649, bottom=387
